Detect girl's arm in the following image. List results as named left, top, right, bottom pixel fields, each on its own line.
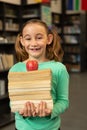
left=51, top=65, right=69, bottom=119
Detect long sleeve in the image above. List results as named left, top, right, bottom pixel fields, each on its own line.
left=51, top=65, right=69, bottom=119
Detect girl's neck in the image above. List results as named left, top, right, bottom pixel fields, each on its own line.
left=23, top=58, right=49, bottom=64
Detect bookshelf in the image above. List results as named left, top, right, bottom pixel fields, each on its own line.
left=0, top=43, right=15, bottom=127
left=20, top=2, right=51, bottom=27
left=51, top=0, right=87, bottom=72
left=0, top=2, right=20, bottom=43
left=0, top=1, right=19, bottom=127
left=20, top=3, right=41, bottom=24
left=62, top=11, right=87, bottom=72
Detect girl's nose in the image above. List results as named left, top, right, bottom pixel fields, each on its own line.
left=31, top=39, right=37, bottom=46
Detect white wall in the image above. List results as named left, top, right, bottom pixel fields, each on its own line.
left=0, top=0, right=21, bottom=5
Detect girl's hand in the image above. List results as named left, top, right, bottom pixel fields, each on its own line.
left=37, top=101, right=52, bottom=117
left=19, top=101, right=36, bottom=117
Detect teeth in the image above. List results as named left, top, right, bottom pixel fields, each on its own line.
left=30, top=48, right=40, bottom=50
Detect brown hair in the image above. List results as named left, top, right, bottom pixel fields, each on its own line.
left=15, top=19, right=64, bottom=62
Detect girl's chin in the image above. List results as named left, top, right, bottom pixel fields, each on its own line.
left=29, top=54, right=41, bottom=59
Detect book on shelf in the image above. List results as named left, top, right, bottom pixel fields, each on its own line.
left=22, top=9, right=39, bottom=18
left=27, top=0, right=41, bottom=4
left=74, top=0, right=81, bottom=11
left=8, top=69, right=53, bottom=112
left=0, top=37, right=8, bottom=43
left=5, top=20, right=19, bottom=31
left=53, top=14, right=60, bottom=24
left=64, top=35, right=78, bottom=44
left=0, top=0, right=20, bottom=5
left=7, top=35, right=16, bottom=43
left=66, top=0, right=80, bottom=10
left=0, top=20, right=2, bottom=30
left=66, top=0, right=73, bottom=10
left=64, top=54, right=80, bottom=63
left=64, top=46, right=80, bottom=54
left=4, top=7, right=16, bottom=17
left=70, top=64, right=81, bottom=72
left=51, top=0, right=62, bottom=13
left=0, top=80, right=5, bottom=96
left=0, top=54, right=4, bottom=71
left=64, top=25, right=80, bottom=34
left=65, top=63, right=80, bottom=72
left=0, top=53, right=14, bottom=70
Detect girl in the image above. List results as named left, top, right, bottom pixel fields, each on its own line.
left=9, top=19, right=69, bottom=130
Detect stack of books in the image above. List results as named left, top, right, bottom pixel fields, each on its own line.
left=8, top=69, right=53, bottom=112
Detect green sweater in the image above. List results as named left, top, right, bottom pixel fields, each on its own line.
left=9, top=60, right=69, bottom=130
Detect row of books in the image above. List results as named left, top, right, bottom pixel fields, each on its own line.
left=27, top=0, right=50, bottom=4
left=66, top=0, right=81, bottom=10
left=64, top=25, right=81, bottom=34
left=52, top=14, right=60, bottom=24
left=0, top=53, right=14, bottom=71
left=22, top=9, right=39, bottom=18
left=64, top=54, right=80, bottom=63
left=0, top=36, right=16, bottom=44
left=65, top=63, right=80, bottom=72
left=64, top=35, right=79, bottom=44
left=66, top=0, right=87, bottom=11
left=51, top=0, right=62, bottom=13
left=0, top=19, right=19, bottom=31
left=65, top=15, right=80, bottom=24
left=4, top=7, right=17, bottom=18
left=5, top=22, right=19, bottom=31
left=63, top=46, right=80, bottom=54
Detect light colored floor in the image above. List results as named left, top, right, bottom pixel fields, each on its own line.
left=1, top=72, right=87, bottom=130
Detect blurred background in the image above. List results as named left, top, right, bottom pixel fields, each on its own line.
left=0, top=0, right=87, bottom=130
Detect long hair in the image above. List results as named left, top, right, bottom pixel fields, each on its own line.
left=15, top=19, right=64, bottom=62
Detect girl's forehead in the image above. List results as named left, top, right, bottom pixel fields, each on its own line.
left=23, top=24, right=47, bottom=33
left=25, top=23, right=45, bottom=28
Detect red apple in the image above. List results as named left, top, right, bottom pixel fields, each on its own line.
left=26, top=60, right=38, bottom=71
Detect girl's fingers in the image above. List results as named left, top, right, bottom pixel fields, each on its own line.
left=19, top=101, right=36, bottom=117
left=26, top=102, right=36, bottom=117
left=38, top=101, right=42, bottom=116
left=42, top=101, right=47, bottom=116
left=19, top=101, right=51, bottom=117
left=19, top=109, right=24, bottom=115
left=38, top=101, right=47, bottom=117
left=30, top=102, right=36, bottom=116
left=23, top=102, right=29, bottom=117
left=26, top=102, right=32, bottom=116
left=45, top=108, right=52, bottom=115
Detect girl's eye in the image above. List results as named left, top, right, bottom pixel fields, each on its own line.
left=25, top=37, right=31, bottom=40
left=37, top=36, right=42, bottom=39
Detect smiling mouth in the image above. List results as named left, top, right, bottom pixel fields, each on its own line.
left=30, top=48, right=41, bottom=51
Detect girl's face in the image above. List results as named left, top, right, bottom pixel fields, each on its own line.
left=20, top=23, right=53, bottom=62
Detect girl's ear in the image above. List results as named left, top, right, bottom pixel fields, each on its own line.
left=20, top=36, right=24, bottom=46
left=47, top=34, right=53, bottom=45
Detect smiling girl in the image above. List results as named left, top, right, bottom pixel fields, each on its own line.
left=9, top=19, right=69, bottom=130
